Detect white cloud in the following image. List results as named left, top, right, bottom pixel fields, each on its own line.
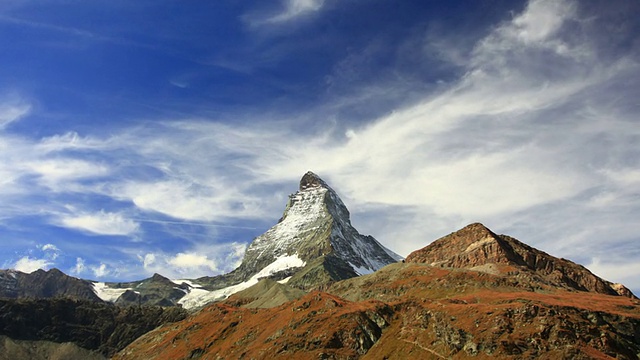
left=57, top=210, right=139, bottom=236
left=114, top=180, right=264, bottom=222
left=252, top=0, right=325, bottom=25
left=71, top=257, right=86, bottom=275
left=510, top=0, right=575, bottom=43
left=91, top=263, right=110, bottom=278
left=169, top=253, right=218, bottom=272
left=138, top=242, right=246, bottom=279
left=0, top=101, right=30, bottom=129
left=27, top=159, right=109, bottom=190
left=13, top=256, right=51, bottom=273
left=39, top=243, right=61, bottom=260
left=587, top=258, right=640, bottom=294
left=40, top=243, right=59, bottom=252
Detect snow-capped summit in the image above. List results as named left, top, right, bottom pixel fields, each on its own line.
left=241, top=170, right=400, bottom=278
left=178, top=171, right=401, bottom=309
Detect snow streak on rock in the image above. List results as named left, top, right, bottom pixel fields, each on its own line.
left=178, top=254, right=306, bottom=309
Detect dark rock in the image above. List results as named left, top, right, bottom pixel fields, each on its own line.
left=0, top=297, right=187, bottom=357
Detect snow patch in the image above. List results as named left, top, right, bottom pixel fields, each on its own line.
left=350, top=263, right=374, bottom=276
left=92, top=282, right=130, bottom=302
left=178, top=254, right=305, bottom=309
left=171, top=279, right=204, bottom=288
left=464, top=236, right=496, bottom=253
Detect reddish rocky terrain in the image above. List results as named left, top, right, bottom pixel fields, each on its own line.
left=115, top=224, right=640, bottom=359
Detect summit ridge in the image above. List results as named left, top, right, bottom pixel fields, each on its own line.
left=299, top=170, right=330, bottom=191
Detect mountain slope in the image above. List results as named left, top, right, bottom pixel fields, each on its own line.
left=116, top=224, right=640, bottom=359
left=405, top=223, right=635, bottom=298
left=117, top=265, right=640, bottom=359
left=0, top=298, right=187, bottom=358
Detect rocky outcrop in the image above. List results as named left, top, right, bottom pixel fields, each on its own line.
left=328, top=262, right=640, bottom=359
left=406, top=223, right=635, bottom=298
left=110, top=273, right=190, bottom=307
left=0, top=268, right=101, bottom=301
left=0, top=298, right=187, bottom=358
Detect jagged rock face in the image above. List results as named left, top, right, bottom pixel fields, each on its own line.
left=406, top=223, right=635, bottom=298
left=108, top=273, right=190, bottom=307
left=237, top=171, right=400, bottom=280
left=328, top=263, right=640, bottom=359
left=0, top=269, right=101, bottom=302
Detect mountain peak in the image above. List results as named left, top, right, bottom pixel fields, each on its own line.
left=407, top=223, right=635, bottom=298
left=178, top=171, right=401, bottom=309
left=241, top=170, right=399, bottom=281
left=299, top=171, right=329, bottom=191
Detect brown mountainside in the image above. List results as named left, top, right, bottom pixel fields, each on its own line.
left=116, top=224, right=640, bottom=359
left=405, top=223, right=634, bottom=298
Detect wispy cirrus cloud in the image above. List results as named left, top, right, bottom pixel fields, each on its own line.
left=245, top=0, right=326, bottom=27
left=0, top=99, right=30, bottom=129
left=267, top=0, right=325, bottom=23
left=56, top=209, right=140, bottom=236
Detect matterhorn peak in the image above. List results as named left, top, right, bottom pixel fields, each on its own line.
left=299, top=171, right=329, bottom=191
left=177, top=171, right=401, bottom=309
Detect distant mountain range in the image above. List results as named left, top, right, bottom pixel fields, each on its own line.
left=1, top=172, right=638, bottom=359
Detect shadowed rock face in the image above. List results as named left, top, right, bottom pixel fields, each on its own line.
left=406, top=223, right=635, bottom=298
left=0, top=298, right=187, bottom=358
left=0, top=268, right=101, bottom=302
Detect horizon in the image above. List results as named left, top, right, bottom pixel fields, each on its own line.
left=0, top=0, right=639, bottom=295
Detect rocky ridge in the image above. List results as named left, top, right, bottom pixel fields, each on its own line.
left=405, top=223, right=634, bottom=298
left=0, top=268, right=101, bottom=301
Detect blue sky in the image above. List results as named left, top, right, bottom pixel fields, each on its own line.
left=1, top=0, right=639, bottom=294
